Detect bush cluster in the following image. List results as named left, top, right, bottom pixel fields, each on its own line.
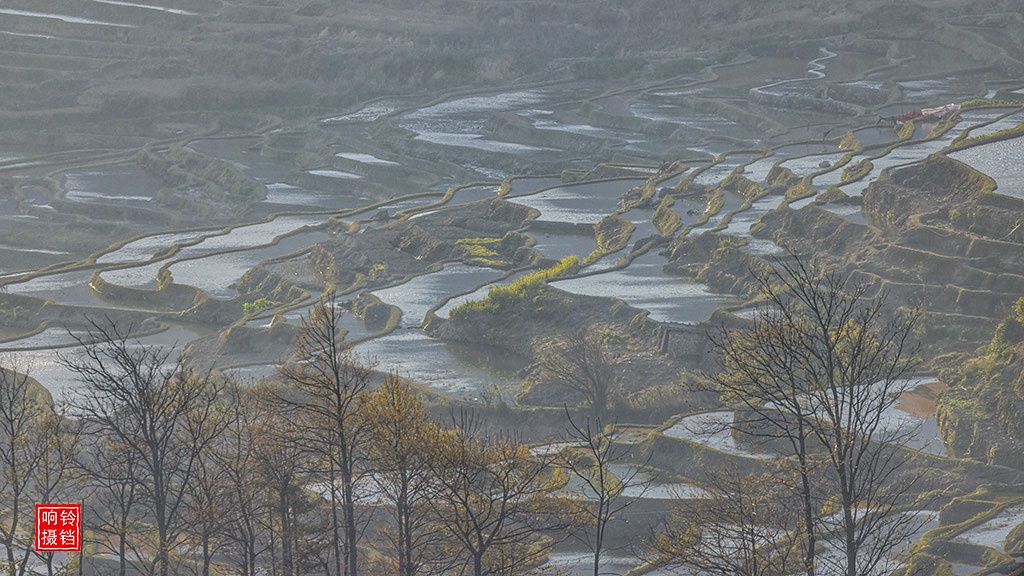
left=449, top=255, right=580, bottom=318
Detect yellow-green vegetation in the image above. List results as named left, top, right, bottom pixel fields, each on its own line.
left=719, top=172, right=763, bottom=200
left=703, top=190, right=725, bottom=219
left=651, top=196, right=683, bottom=236
left=456, top=237, right=501, bottom=258
left=936, top=297, right=1024, bottom=455
left=766, top=165, right=800, bottom=187
left=953, top=119, right=1024, bottom=150
left=838, top=131, right=861, bottom=151
left=898, top=120, right=916, bottom=140
left=594, top=214, right=636, bottom=253
left=243, top=297, right=279, bottom=316
left=783, top=179, right=816, bottom=202
left=909, top=485, right=1024, bottom=571
left=449, top=255, right=580, bottom=318
left=456, top=237, right=508, bottom=268
left=1006, top=519, right=1024, bottom=554
left=581, top=248, right=605, bottom=266
left=369, top=262, right=387, bottom=280
left=960, top=98, right=1023, bottom=109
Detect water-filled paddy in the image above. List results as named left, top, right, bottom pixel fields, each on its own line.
left=370, top=265, right=505, bottom=326
left=692, top=159, right=744, bottom=187
left=3, top=269, right=109, bottom=308
left=504, top=177, right=562, bottom=197
left=336, top=152, right=400, bottom=166
left=0, top=8, right=135, bottom=27
left=511, top=179, right=642, bottom=224
left=954, top=504, right=1024, bottom=551
left=63, top=167, right=161, bottom=204
left=948, top=137, right=1024, bottom=198
left=0, top=327, right=87, bottom=349
left=307, top=169, right=363, bottom=180
left=549, top=251, right=739, bottom=324
left=97, top=230, right=213, bottom=264
left=740, top=156, right=779, bottom=183
left=98, top=261, right=165, bottom=289
left=352, top=329, right=525, bottom=398
left=166, top=230, right=327, bottom=298
left=781, top=151, right=847, bottom=180
left=663, top=411, right=777, bottom=459
left=720, top=204, right=771, bottom=237
left=90, top=0, right=201, bottom=16
left=0, top=325, right=202, bottom=401
left=172, top=215, right=328, bottom=257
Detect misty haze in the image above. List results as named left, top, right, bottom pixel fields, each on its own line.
left=2, top=1, right=1024, bottom=575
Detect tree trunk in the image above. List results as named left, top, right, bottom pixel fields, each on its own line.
left=342, top=453, right=358, bottom=576
left=329, top=465, right=342, bottom=576
left=280, top=488, right=293, bottom=576
left=202, top=533, right=211, bottom=576
left=473, top=553, right=483, bottom=576
left=118, top=532, right=127, bottom=576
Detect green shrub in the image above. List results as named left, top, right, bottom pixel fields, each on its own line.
left=449, top=255, right=580, bottom=318
left=243, top=297, right=279, bottom=315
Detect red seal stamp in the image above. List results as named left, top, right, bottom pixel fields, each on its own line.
left=35, top=504, right=81, bottom=553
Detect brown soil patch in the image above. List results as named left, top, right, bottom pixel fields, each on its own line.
left=616, top=426, right=656, bottom=444
left=896, top=380, right=949, bottom=417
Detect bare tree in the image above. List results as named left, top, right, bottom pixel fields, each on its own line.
left=181, top=418, right=233, bottom=576
left=651, top=465, right=806, bottom=576
left=0, top=366, right=46, bottom=576
left=215, top=383, right=272, bottom=576
left=29, top=404, right=83, bottom=576
left=81, top=433, right=146, bottom=576
left=536, top=328, right=618, bottom=419
left=708, top=256, right=923, bottom=576
left=61, top=320, right=226, bottom=576
left=361, top=375, right=448, bottom=576
left=561, top=410, right=649, bottom=576
left=250, top=386, right=310, bottom=576
left=276, top=292, right=374, bottom=576
left=427, top=415, right=571, bottom=576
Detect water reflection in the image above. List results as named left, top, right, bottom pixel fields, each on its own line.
left=370, top=265, right=504, bottom=326
left=511, top=180, right=642, bottom=224
left=948, top=137, right=1024, bottom=198
left=549, top=251, right=739, bottom=324
left=353, top=329, right=525, bottom=398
